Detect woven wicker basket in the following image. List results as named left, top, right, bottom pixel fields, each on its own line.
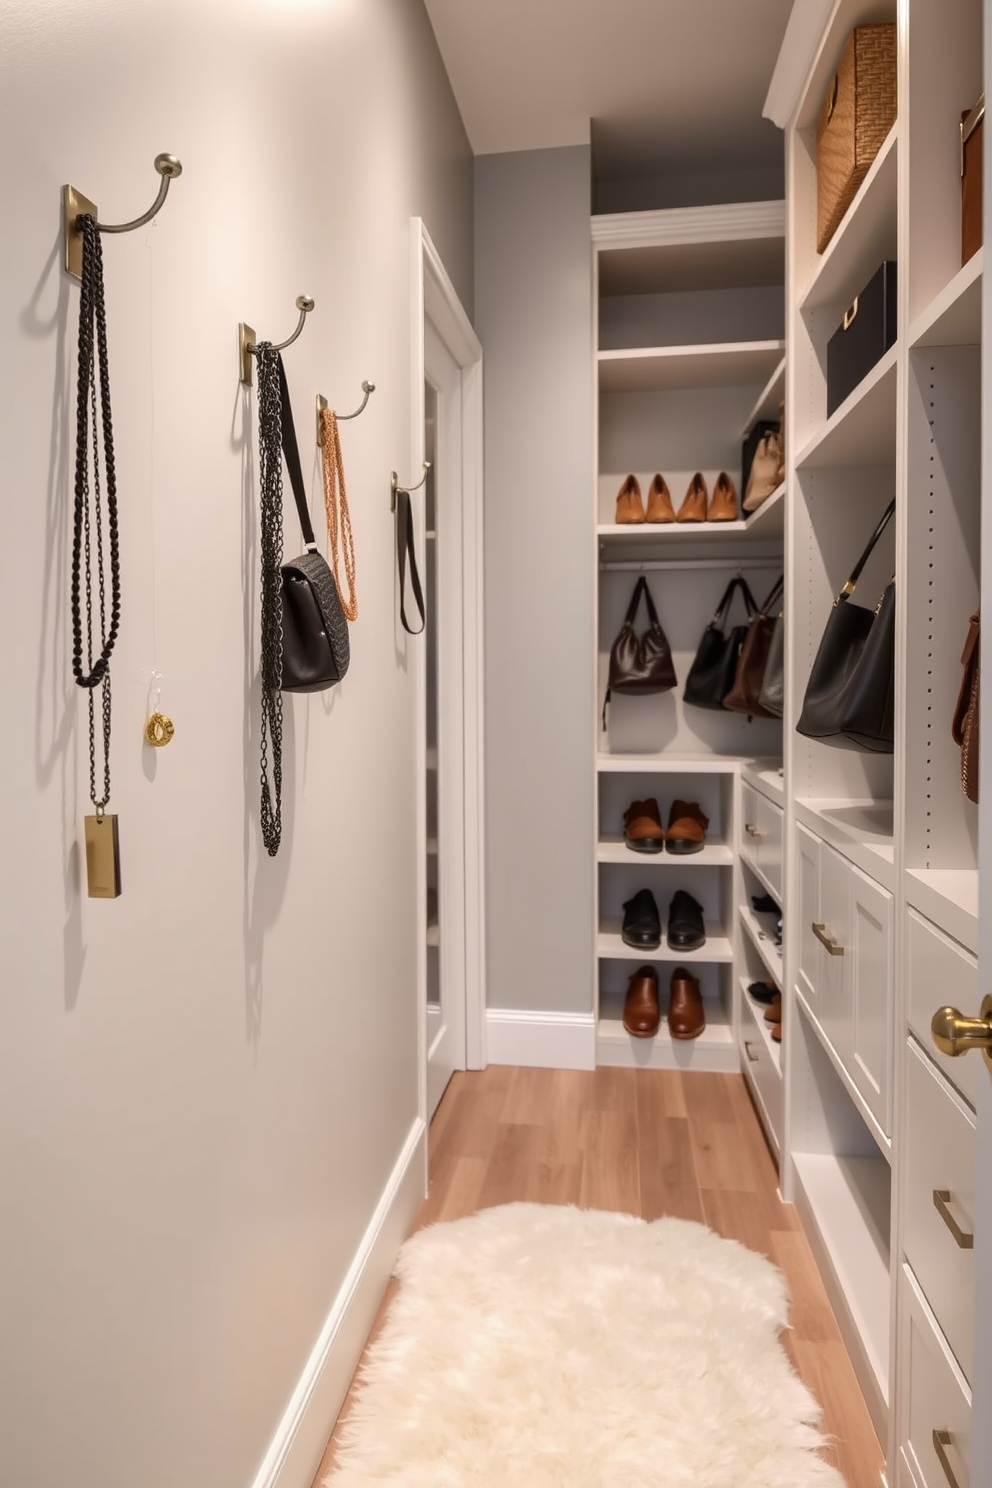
left=816, top=24, right=897, bottom=254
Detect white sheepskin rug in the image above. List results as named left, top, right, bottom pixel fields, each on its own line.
left=325, top=1202, right=843, bottom=1487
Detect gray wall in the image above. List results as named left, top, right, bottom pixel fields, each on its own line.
left=475, top=146, right=594, bottom=1015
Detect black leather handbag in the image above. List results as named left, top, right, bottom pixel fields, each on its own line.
left=797, top=498, right=895, bottom=752
left=683, top=576, right=758, bottom=710
left=603, top=576, right=677, bottom=727
left=277, top=359, right=350, bottom=692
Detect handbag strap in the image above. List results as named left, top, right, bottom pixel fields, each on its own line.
left=320, top=407, right=358, bottom=621
left=838, top=498, right=896, bottom=603
left=395, top=485, right=426, bottom=635
left=277, top=356, right=318, bottom=551
left=623, top=575, right=662, bottom=627
left=759, top=574, right=785, bottom=616
left=711, top=575, right=758, bottom=628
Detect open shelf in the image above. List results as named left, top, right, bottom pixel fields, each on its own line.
left=740, top=759, right=785, bottom=806
left=597, top=835, right=733, bottom=866
left=597, top=339, right=785, bottom=394
left=597, top=754, right=740, bottom=774
left=795, top=345, right=898, bottom=470
left=904, top=867, right=979, bottom=957
left=597, top=514, right=783, bottom=544
left=795, top=797, right=895, bottom=892
left=800, top=125, right=898, bottom=313
left=597, top=926, right=733, bottom=963
left=597, top=989, right=736, bottom=1071
left=741, top=482, right=785, bottom=536
left=791, top=1150, right=891, bottom=1407
left=909, top=249, right=983, bottom=349
left=795, top=991, right=890, bottom=1159
left=740, top=978, right=782, bottom=1074
left=741, top=355, right=786, bottom=433
left=739, top=902, right=782, bottom=985
left=739, top=845, right=779, bottom=906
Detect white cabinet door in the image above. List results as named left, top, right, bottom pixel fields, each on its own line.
left=849, top=862, right=893, bottom=1134
left=819, top=841, right=852, bottom=1066
left=797, top=823, right=822, bottom=1015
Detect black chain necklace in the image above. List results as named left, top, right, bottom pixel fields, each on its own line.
left=256, top=343, right=284, bottom=856
left=71, top=214, right=123, bottom=895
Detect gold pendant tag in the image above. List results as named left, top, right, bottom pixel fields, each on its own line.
left=84, top=814, right=122, bottom=899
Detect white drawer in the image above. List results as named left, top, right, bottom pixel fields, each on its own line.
left=899, top=1265, right=972, bottom=1488
left=908, top=910, right=978, bottom=1110
left=904, top=1039, right=975, bottom=1383
left=741, top=781, right=763, bottom=867
left=740, top=997, right=782, bottom=1154
left=741, top=783, right=783, bottom=901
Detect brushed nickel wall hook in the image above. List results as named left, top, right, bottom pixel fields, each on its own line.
left=239, top=295, right=315, bottom=386
left=390, top=462, right=430, bottom=512
left=316, top=381, right=376, bottom=444
left=63, top=153, right=184, bottom=281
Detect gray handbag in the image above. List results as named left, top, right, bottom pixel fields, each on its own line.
left=758, top=609, right=785, bottom=717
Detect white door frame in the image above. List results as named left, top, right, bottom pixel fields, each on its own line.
left=410, top=219, right=486, bottom=1133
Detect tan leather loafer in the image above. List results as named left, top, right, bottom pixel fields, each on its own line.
left=665, top=799, right=709, bottom=855
left=771, top=1022, right=782, bottom=1043
left=646, top=473, right=676, bottom=523
left=623, top=798, right=665, bottom=854
left=676, top=472, right=708, bottom=522
left=668, top=968, right=705, bottom=1039
left=764, top=995, right=782, bottom=1024
left=623, top=966, right=660, bottom=1037
left=708, top=471, right=738, bottom=522
left=615, top=474, right=645, bottom=524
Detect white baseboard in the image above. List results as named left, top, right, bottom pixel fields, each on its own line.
left=249, top=1117, right=427, bottom=1488
left=486, top=1008, right=597, bottom=1070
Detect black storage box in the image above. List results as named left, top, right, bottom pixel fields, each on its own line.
left=741, top=419, right=779, bottom=500
left=826, top=260, right=897, bottom=417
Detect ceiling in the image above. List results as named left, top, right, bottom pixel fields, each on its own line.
left=422, top=0, right=795, bottom=191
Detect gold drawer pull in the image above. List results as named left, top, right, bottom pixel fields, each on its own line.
left=812, top=922, right=844, bottom=956
left=933, top=1429, right=962, bottom=1488
left=744, top=823, right=763, bottom=838
left=843, top=295, right=859, bottom=331
left=744, top=1041, right=760, bottom=1064
left=933, top=1190, right=974, bottom=1249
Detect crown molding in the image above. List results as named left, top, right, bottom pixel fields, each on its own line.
left=763, top=0, right=837, bottom=128
left=590, top=199, right=785, bottom=250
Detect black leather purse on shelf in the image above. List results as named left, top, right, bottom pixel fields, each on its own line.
left=796, top=497, right=895, bottom=752
left=603, top=576, right=677, bottom=728
left=683, top=576, right=759, bottom=710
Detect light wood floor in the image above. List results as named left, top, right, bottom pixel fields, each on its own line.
left=313, top=1065, right=883, bottom=1487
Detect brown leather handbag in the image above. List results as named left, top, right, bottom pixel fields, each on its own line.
left=952, top=610, right=980, bottom=803
left=603, top=576, right=677, bottom=728
left=723, top=575, right=785, bottom=718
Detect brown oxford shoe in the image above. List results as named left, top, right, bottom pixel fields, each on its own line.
left=646, top=473, right=676, bottom=523
left=623, top=966, right=660, bottom=1037
left=764, top=995, right=782, bottom=1024
left=615, top=473, right=645, bottom=524
left=708, top=471, right=738, bottom=522
left=623, top=798, right=665, bottom=854
left=676, top=472, right=708, bottom=522
left=668, top=967, right=705, bottom=1039
left=665, top=799, right=709, bottom=855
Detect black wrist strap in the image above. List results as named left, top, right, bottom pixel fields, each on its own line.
left=277, top=355, right=316, bottom=548
left=395, top=487, right=426, bottom=635
left=842, top=498, right=896, bottom=599
left=624, top=575, right=661, bottom=627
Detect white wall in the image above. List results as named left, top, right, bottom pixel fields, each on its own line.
left=0, top=4, right=471, bottom=1487
left=474, top=146, right=594, bottom=1017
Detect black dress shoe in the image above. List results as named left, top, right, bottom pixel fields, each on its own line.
left=747, top=980, right=779, bottom=1005
left=667, top=889, right=706, bottom=951
left=621, top=889, right=661, bottom=949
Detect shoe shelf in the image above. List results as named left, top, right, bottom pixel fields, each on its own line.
left=739, top=845, right=779, bottom=906
left=596, top=926, right=733, bottom=963
left=596, top=986, right=737, bottom=1073
left=740, top=481, right=785, bottom=537
left=790, top=1149, right=892, bottom=1415
left=904, top=867, right=979, bottom=958
left=740, top=759, right=785, bottom=807
left=909, top=248, right=983, bottom=350
left=738, top=902, right=782, bottom=986
left=799, top=124, right=898, bottom=313
left=795, top=797, right=896, bottom=893
left=740, top=354, right=786, bottom=434
left=597, top=339, right=785, bottom=395
left=596, top=754, right=741, bottom=775
left=794, top=344, right=898, bottom=471
left=596, top=519, right=783, bottom=549
left=740, top=979, right=782, bottom=1075
left=794, top=990, right=891, bottom=1161
left=596, top=835, right=734, bottom=866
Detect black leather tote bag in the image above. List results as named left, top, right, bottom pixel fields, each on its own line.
left=603, top=576, right=677, bottom=727
left=683, top=576, right=759, bottom=710
left=796, top=498, right=895, bottom=752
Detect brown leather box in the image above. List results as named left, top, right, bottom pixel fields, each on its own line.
left=816, top=24, right=897, bottom=254
left=962, top=95, right=984, bottom=266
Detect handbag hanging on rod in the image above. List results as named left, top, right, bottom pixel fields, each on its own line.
left=757, top=606, right=785, bottom=718
left=603, top=576, right=677, bottom=728
left=796, top=497, right=895, bottom=752
left=952, top=609, right=980, bottom=803
left=723, top=574, right=785, bottom=718
left=683, top=576, right=759, bottom=710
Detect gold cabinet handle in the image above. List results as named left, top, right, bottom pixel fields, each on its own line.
left=745, top=823, right=763, bottom=838
left=933, top=1190, right=974, bottom=1249
left=812, top=922, right=844, bottom=956
left=931, top=996, right=992, bottom=1062
left=744, top=1041, right=759, bottom=1064
left=843, top=295, right=859, bottom=331
left=933, top=1429, right=962, bottom=1488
